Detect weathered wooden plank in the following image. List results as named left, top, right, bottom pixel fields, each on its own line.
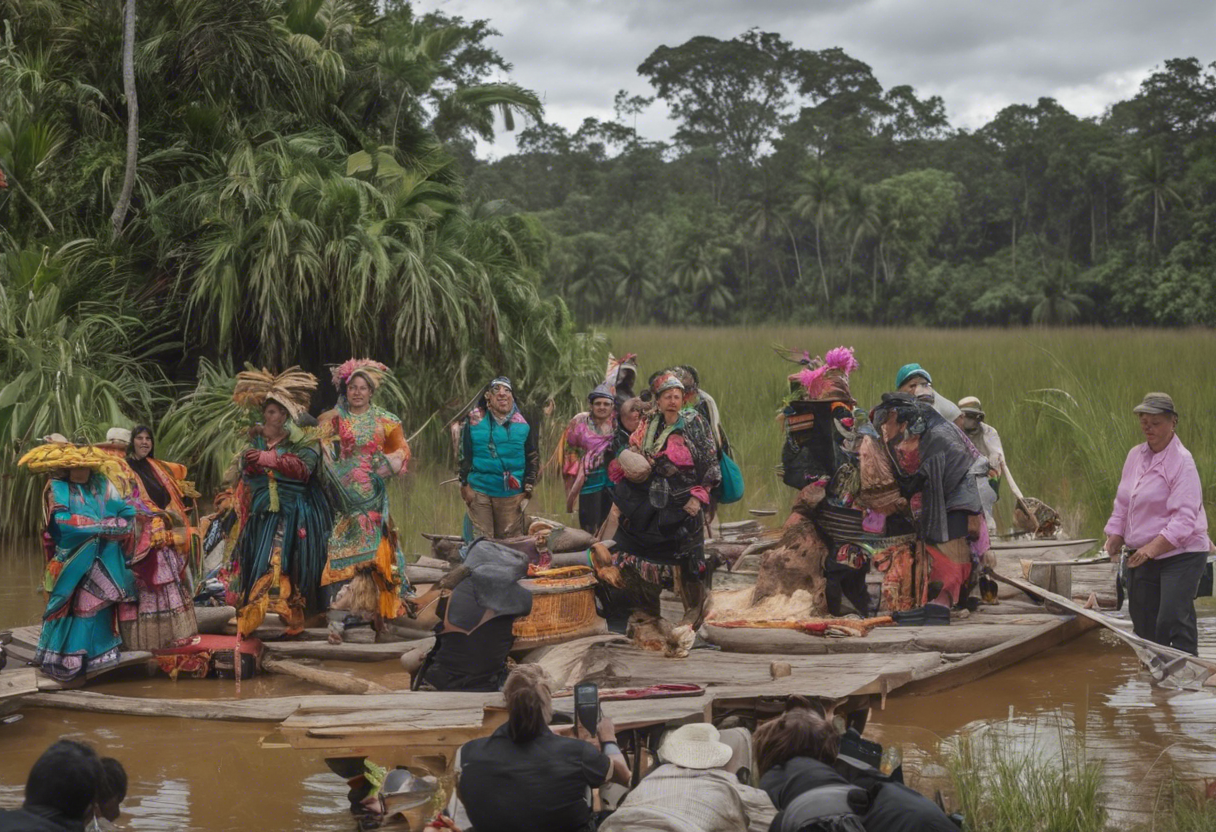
left=8, top=626, right=155, bottom=686
left=263, top=637, right=433, bottom=662
left=0, top=668, right=38, bottom=699
left=25, top=689, right=503, bottom=722
left=540, top=640, right=942, bottom=700
left=26, top=690, right=306, bottom=721
left=703, top=622, right=1044, bottom=655
left=261, top=657, right=395, bottom=694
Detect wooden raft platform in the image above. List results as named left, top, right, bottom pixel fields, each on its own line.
left=6, top=518, right=1100, bottom=758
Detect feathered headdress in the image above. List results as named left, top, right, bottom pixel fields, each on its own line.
left=605, top=353, right=638, bottom=392
left=18, top=443, right=131, bottom=493
left=330, top=359, right=389, bottom=392
left=793, top=346, right=859, bottom=403
left=232, top=366, right=317, bottom=420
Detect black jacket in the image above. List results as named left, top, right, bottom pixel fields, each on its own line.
left=0, top=805, right=87, bottom=832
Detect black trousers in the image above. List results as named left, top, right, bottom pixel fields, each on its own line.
left=1126, top=550, right=1207, bottom=656
left=577, top=489, right=614, bottom=535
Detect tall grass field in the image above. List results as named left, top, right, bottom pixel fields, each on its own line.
left=394, top=326, right=1216, bottom=554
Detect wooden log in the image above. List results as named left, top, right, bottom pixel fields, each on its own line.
left=382, top=621, right=437, bottom=642
left=26, top=690, right=306, bottom=721
left=405, top=566, right=449, bottom=584
left=703, top=622, right=1052, bottom=655
left=264, top=637, right=434, bottom=663
left=262, top=656, right=394, bottom=694
left=414, top=556, right=452, bottom=571
left=194, top=605, right=237, bottom=635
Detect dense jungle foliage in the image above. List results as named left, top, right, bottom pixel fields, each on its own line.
left=0, top=0, right=605, bottom=529
left=468, top=30, right=1216, bottom=327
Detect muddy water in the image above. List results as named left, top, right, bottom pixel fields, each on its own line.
left=4, top=551, right=1216, bottom=831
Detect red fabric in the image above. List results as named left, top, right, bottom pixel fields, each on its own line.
left=153, top=634, right=263, bottom=657
left=925, top=545, right=972, bottom=606
left=265, top=452, right=310, bottom=481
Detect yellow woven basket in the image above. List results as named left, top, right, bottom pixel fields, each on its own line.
left=513, top=567, right=600, bottom=641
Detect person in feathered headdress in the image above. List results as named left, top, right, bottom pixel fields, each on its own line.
left=781, top=346, right=862, bottom=493
left=605, top=353, right=639, bottom=407
left=227, top=366, right=333, bottom=638
left=317, top=359, right=412, bottom=643
left=17, top=441, right=139, bottom=682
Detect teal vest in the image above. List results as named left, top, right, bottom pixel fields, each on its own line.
left=468, top=415, right=530, bottom=497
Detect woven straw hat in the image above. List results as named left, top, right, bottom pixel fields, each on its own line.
left=658, top=723, right=733, bottom=770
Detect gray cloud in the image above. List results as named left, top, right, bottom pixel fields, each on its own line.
left=415, top=0, right=1216, bottom=156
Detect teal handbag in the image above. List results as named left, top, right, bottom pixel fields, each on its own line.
left=714, top=451, right=745, bottom=504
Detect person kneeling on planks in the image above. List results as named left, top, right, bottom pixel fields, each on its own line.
left=408, top=539, right=531, bottom=692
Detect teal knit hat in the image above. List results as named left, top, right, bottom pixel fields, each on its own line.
left=895, top=363, right=931, bottom=389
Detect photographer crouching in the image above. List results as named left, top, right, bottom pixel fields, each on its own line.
left=432, top=664, right=630, bottom=832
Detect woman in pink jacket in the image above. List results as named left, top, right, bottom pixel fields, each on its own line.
left=1104, top=392, right=1212, bottom=656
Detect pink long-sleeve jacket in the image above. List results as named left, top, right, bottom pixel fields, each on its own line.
left=1104, top=435, right=1212, bottom=558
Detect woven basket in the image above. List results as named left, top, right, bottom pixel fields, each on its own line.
left=513, top=568, right=600, bottom=641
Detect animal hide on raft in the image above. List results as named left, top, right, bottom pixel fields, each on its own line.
left=748, top=483, right=831, bottom=616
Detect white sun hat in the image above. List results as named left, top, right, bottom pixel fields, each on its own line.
left=105, top=427, right=132, bottom=446
left=658, top=723, right=734, bottom=770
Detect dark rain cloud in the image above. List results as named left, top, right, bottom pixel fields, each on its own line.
left=415, top=0, right=1216, bottom=155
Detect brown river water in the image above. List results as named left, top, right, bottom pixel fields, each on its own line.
left=3, top=551, right=1216, bottom=830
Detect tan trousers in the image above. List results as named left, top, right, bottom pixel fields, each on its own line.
left=467, top=491, right=526, bottom=539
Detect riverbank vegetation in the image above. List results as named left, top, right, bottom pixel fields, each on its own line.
left=945, top=728, right=1216, bottom=831
left=0, top=0, right=603, bottom=530
left=3, top=4, right=1214, bottom=537
left=383, top=326, right=1216, bottom=550
left=470, top=31, right=1216, bottom=328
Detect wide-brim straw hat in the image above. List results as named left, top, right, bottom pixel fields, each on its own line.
left=658, top=723, right=734, bottom=770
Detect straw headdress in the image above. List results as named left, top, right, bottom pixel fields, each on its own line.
left=18, top=443, right=132, bottom=493
left=232, top=366, right=317, bottom=420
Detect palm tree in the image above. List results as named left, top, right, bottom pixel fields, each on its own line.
left=109, top=0, right=138, bottom=238
left=738, top=194, right=802, bottom=292
left=1124, top=146, right=1183, bottom=253
left=1030, top=261, right=1089, bottom=325
left=374, top=15, right=542, bottom=149
left=608, top=236, right=659, bottom=324
left=794, top=165, right=843, bottom=303
left=672, top=237, right=733, bottom=321
left=838, top=181, right=879, bottom=296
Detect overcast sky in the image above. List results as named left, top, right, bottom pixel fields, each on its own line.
left=413, top=0, right=1216, bottom=158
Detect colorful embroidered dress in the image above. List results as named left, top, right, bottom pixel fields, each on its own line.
left=231, top=426, right=332, bottom=636
left=612, top=408, right=721, bottom=568
left=111, top=458, right=199, bottom=651
left=562, top=411, right=615, bottom=511
left=320, top=403, right=410, bottom=619
left=36, top=474, right=138, bottom=682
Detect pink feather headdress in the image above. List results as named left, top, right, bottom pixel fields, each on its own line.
left=793, top=346, right=858, bottom=401
left=331, top=358, right=389, bottom=391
